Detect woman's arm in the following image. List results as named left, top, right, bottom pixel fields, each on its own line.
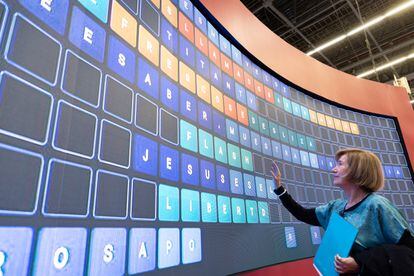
left=271, top=161, right=321, bottom=226
left=275, top=186, right=321, bottom=226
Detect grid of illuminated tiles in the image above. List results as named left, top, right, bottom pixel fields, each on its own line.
left=0, top=0, right=410, bottom=220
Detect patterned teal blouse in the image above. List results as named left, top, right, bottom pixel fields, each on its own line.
left=315, top=193, right=412, bottom=251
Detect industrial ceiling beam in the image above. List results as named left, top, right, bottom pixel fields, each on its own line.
left=340, top=35, right=414, bottom=71
left=263, top=0, right=337, bottom=68
left=345, top=0, right=398, bottom=77
left=279, top=0, right=348, bottom=38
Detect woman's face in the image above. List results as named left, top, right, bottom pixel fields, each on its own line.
left=332, top=154, right=350, bottom=188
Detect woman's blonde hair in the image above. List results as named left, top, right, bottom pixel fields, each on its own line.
left=335, top=148, right=384, bottom=192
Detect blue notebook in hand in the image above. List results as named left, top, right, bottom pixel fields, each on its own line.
left=313, top=212, right=358, bottom=276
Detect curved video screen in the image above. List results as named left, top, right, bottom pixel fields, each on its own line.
left=0, top=0, right=413, bottom=275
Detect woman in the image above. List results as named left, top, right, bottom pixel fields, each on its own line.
left=271, top=148, right=414, bottom=275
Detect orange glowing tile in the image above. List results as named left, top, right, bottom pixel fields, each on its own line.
left=342, top=121, right=351, bottom=133
left=325, top=115, right=335, bottom=129
left=237, top=103, right=249, bottom=126
left=349, top=123, right=360, bottom=135
left=161, top=0, right=177, bottom=27
left=150, top=0, right=160, bottom=8
left=308, top=109, right=318, bottom=124
left=316, top=112, right=327, bottom=126
left=220, top=53, right=233, bottom=76
left=211, top=86, right=223, bottom=112
left=110, top=0, right=137, bottom=47
left=333, top=118, right=343, bottom=131
left=138, top=25, right=160, bottom=66
left=178, top=12, right=194, bottom=43
left=208, top=41, right=221, bottom=68
left=194, top=28, right=208, bottom=56
left=179, top=61, right=196, bottom=93
left=254, top=79, right=264, bottom=98
left=244, top=72, right=254, bottom=91
left=264, top=86, right=274, bottom=104
left=223, top=95, right=237, bottom=120
left=160, top=46, right=178, bottom=81
left=196, top=74, right=211, bottom=103
left=233, top=63, right=244, bottom=84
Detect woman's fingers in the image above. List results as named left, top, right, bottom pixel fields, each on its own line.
left=271, top=161, right=281, bottom=177
left=334, top=255, right=347, bottom=273
left=334, top=257, right=345, bottom=273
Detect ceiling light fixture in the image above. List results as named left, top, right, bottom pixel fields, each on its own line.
left=306, top=0, right=414, bottom=56
left=356, top=52, right=414, bottom=78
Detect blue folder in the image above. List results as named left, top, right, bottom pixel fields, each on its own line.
left=313, top=212, right=358, bottom=276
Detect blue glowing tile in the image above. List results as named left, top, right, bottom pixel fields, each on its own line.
left=129, top=228, right=156, bottom=273
left=160, top=75, right=179, bottom=112
left=226, top=119, right=239, bottom=143
left=19, top=0, right=69, bottom=34
left=182, top=228, right=202, bottom=264
left=222, top=73, right=235, bottom=98
left=219, top=34, right=231, bottom=57
left=196, top=50, right=210, bottom=79
left=158, top=184, right=179, bottom=221
left=209, top=63, right=222, bottom=89
left=230, top=170, right=244, bottom=195
left=231, top=198, right=246, bottom=223
left=216, top=165, right=230, bottom=192
left=34, top=228, right=87, bottom=275
left=194, top=8, right=207, bottom=34
left=179, top=35, right=195, bottom=67
left=212, top=110, right=226, bottom=138
left=243, top=173, right=256, bottom=197
left=137, top=57, right=159, bottom=100
left=235, top=83, right=246, bottom=104
left=285, top=227, right=297, bottom=248
left=107, top=35, right=136, bottom=83
left=291, top=148, right=301, bottom=165
left=300, top=150, right=310, bottom=167
left=239, top=126, right=251, bottom=148
left=255, top=176, right=267, bottom=198
left=181, top=153, right=199, bottom=186
left=207, top=21, right=218, bottom=46
left=159, top=145, right=179, bottom=182
left=179, top=0, right=193, bottom=20
left=200, top=159, right=215, bottom=189
left=0, top=227, right=32, bottom=275
left=271, top=141, right=283, bottom=159
left=180, top=90, right=197, bottom=122
left=133, top=134, right=158, bottom=176
left=198, top=101, right=212, bottom=130
left=158, top=228, right=180, bottom=268
left=181, top=189, right=200, bottom=222
left=201, top=193, right=217, bottom=222
left=161, top=18, right=178, bottom=54
left=282, top=144, right=292, bottom=162
left=266, top=179, right=277, bottom=200
left=69, top=7, right=105, bottom=62
left=231, top=45, right=242, bottom=66
left=88, top=228, right=126, bottom=275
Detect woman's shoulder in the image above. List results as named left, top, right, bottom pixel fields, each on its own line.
left=365, top=193, right=398, bottom=210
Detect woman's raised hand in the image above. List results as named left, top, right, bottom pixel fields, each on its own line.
left=271, top=160, right=282, bottom=188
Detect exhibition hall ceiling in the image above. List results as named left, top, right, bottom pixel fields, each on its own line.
left=241, top=0, right=414, bottom=89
